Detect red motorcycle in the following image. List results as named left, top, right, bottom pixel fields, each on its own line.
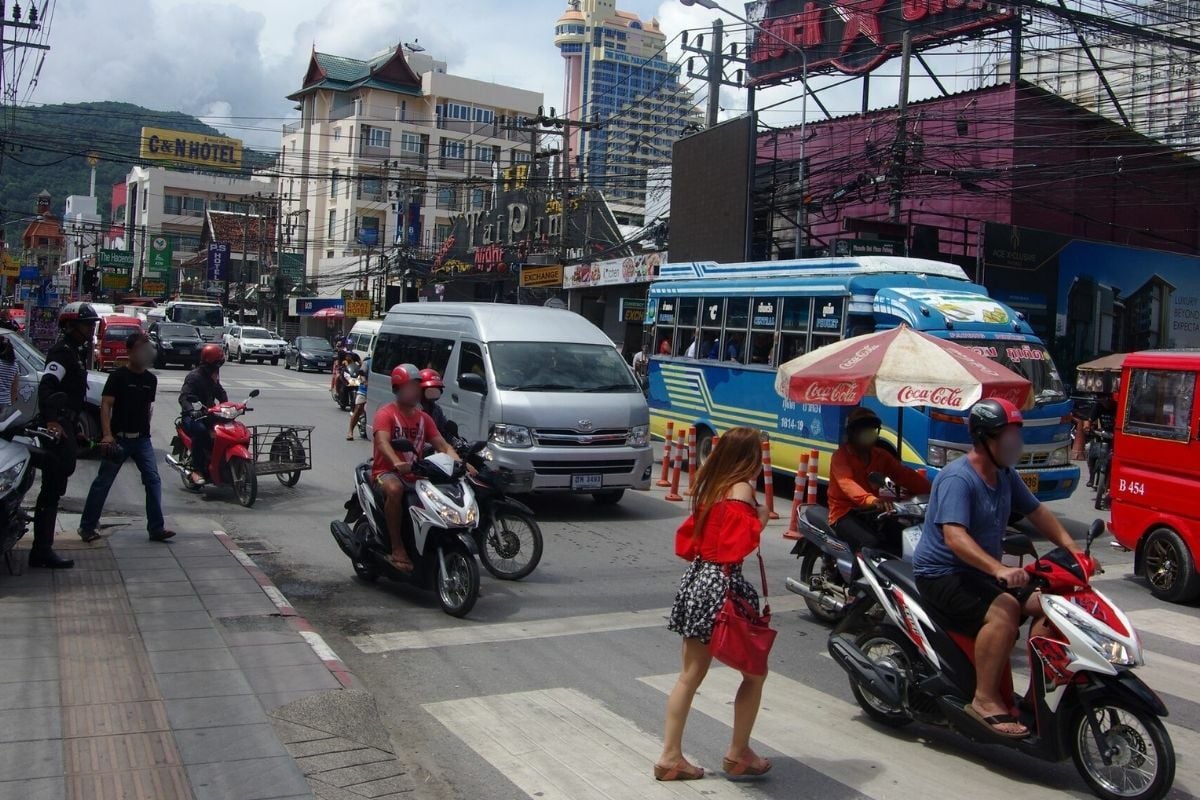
left=166, top=390, right=260, bottom=507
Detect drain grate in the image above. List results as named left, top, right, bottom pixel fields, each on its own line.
left=233, top=536, right=279, bottom=556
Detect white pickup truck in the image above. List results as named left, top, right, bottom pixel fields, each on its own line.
left=224, top=325, right=286, bottom=365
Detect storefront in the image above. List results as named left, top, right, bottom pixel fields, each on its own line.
left=565, top=252, right=664, bottom=362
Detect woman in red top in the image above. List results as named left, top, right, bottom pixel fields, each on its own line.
left=657, top=427, right=771, bottom=782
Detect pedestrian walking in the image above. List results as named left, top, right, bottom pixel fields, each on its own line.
left=657, top=426, right=771, bottom=781
left=347, top=356, right=370, bottom=440
left=78, top=333, right=176, bottom=543
left=0, top=335, right=21, bottom=416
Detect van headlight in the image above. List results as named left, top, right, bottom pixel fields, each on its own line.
left=0, top=459, right=26, bottom=493
left=490, top=424, right=532, bottom=448
left=630, top=424, right=649, bottom=446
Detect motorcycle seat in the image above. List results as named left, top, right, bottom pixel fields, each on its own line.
left=803, top=505, right=835, bottom=536
left=875, top=558, right=970, bottom=638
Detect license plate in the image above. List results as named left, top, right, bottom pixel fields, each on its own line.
left=178, top=348, right=191, bottom=354
left=572, top=474, right=603, bottom=491
left=1021, top=473, right=1039, bottom=493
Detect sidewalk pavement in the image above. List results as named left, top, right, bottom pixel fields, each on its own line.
left=0, top=514, right=421, bottom=800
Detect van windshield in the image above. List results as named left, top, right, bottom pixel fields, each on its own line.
left=168, top=306, right=223, bottom=327
left=489, top=342, right=639, bottom=393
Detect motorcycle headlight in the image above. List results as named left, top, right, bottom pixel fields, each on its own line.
left=0, top=459, right=27, bottom=494
left=417, top=483, right=468, bottom=526
left=1046, top=596, right=1141, bottom=667
left=217, top=406, right=239, bottom=420
left=630, top=424, right=649, bottom=447
left=489, top=424, right=532, bottom=448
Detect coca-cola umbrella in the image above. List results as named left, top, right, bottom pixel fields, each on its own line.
left=311, top=307, right=345, bottom=319
left=774, top=325, right=1033, bottom=452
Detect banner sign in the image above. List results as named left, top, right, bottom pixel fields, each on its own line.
left=207, top=242, right=231, bottom=282
left=148, top=235, right=173, bottom=274
left=99, top=249, right=134, bottom=291
left=142, top=279, right=167, bottom=296
left=279, top=252, right=305, bottom=284
left=562, top=252, right=664, bottom=290
left=18, top=265, right=39, bottom=281
left=519, top=265, right=564, bottom=288
left=292, top=297, right=344, bottom=316
left=745, top=0, right=1014, bottom=83
left=139, top=126, right=243, bottom=170
left=346, top=299, right=373, bottom=319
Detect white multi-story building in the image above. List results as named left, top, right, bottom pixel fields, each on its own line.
left=123, top=166, right=273, bottom=284
left=1003, top=0, right=1200, bottom=148
left=279, top=44, right=542, bottom=294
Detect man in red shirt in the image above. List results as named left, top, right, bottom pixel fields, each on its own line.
left=827, top=407, right=932, bottom=550
left=372, top=363, right=460, bottom=572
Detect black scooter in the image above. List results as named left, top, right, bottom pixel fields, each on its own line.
left=454, top=436, right=544, bottom=580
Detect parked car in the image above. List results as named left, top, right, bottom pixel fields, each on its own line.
left=0, top=329, right=105, bottom=443
left=1, top=308, right=26, bottom=332
left=148, top=322, right=204, bottom=369
left=93, top=315, right=145, bottom=371
left=225, top=325, right=285, bottom=365
left=285, top=336, right=337, bottom=372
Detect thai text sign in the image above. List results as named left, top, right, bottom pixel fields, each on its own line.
left=139, top=126, right=243, bottom=170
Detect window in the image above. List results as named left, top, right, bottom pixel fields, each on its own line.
left=472, top=108, right=494, bottom=124
left=331, top=169, right=339, bottom=198
left=372, top=333, right=455, bottom=378
left=458, top=342, right=486, bottom=386
left=474, top=145, right=494, bottom=164
left=653, top=299, right=676, bottom=355
left=1123, top=369, right=1196, bottom=442
left=488, top=342, right=638, bottom=392
left=400, top=132, right=422, bottom=153
left=182, top=196, right=205, bottom=216
left=780, top=297, right=811, bottom=364
left=812, top=297, right=845, bottom=337
left=437, top=187, right=459, bottom=209
left=328, top=209, right=337, bottom=239
left=366, top=127, right=391, bottom=148
left=163, top=194, right=184, bottom=215
left=443, top=140, right=466, bottom=160
left=333, top=128, right=341, bottom=142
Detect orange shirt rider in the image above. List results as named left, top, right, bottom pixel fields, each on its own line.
left=827, top=407, right=932, bottom=526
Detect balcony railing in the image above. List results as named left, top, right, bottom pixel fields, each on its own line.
left=282, top=120, right=302, bottom=135
left=438, top=158, right=466, bottom=173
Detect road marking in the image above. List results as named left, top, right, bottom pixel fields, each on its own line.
left=424, top=688, right=753, bottom=799
left=1128, top=608, right=1199, bottom=648
left=350, top=596, right=808, bottom=654
left=642, top=668, right=1077, bottom=799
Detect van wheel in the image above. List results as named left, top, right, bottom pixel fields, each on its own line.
left=1142, top=528, right=1200, bottom=603
left=592, top=489, right=624, bottom=505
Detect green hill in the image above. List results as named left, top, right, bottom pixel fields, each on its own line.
left=0, top=101, right=273, bottom=246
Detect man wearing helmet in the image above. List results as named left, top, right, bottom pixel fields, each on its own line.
left=178, top=344, right=228, bottom=486
left=913, top=398, right=1083, bottom=739
left=30, top=303, right=100, bottom=568
left=417, top=368, right=451, bottom=439
left=372, top=363, right=459, bottom=572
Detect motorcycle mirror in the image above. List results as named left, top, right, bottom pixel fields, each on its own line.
left=248, top=389, right=261, bottom=398
left=1086, top=519, right=1105, bottom=555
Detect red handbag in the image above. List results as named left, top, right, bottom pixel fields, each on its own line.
left=708, top=550, right=776, bottom=675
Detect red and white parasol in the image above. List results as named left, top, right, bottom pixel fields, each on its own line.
left=775, top=325, right=1032, bottom=411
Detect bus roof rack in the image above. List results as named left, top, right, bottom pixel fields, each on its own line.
left=658, top=256, right=969, bottom=282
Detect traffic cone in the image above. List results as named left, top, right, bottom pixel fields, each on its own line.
left=665, top=430, right=686, bottom=502
left=685, top=427, right=698, bottom=496
left=784, top=452, right=811, bottom=540
left=806, top=449, right=819, bottom=505
left=656, top=421, right=675, bottom=487
left=711, top=433, right=720, bottom=451
left=761, top=437, right=780, bottom=520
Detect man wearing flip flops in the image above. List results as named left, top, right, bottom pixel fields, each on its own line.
left=77, top=332, right=176, bottom=544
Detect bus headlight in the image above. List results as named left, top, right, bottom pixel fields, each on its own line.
left=1049, top=447, right=1069, bottom=466
left=927, top=445, right=966, bottom=467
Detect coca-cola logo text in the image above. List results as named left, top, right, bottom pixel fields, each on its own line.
left=838, top=344, right=879, bottom=370
left=896, top=385, right=965, bottom=407
left=801, top=381, right=860, bottom=404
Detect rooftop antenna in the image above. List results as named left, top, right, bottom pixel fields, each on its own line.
left=404, top=39, right=425, bottom=53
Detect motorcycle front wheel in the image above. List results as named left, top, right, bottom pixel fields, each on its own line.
left=229, top=457, right=258, bottom=508
left=478, top=507, right=543, bottom=581
left=437, top=546, right=479, bottom=618
left=1070, top=699, right=1175, bottom=800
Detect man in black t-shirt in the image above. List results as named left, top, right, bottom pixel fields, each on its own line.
left=78, top=333, right=175, bottom=542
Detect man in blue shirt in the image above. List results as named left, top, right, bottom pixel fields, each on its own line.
left=913, top=398, right=1081, bottom=739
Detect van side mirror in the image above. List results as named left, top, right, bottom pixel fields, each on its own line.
left=459, top=373, right=487, bottom=395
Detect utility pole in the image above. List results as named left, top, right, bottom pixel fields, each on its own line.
left=706, top=19, right=725, bottom=128
left=239, top=199, right=251, bottom=324
left=889, top=31, right=913, bottom=224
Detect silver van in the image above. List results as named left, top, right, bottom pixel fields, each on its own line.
left=368, top=303, right=652, bottom=504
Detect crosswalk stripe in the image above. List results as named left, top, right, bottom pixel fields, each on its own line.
left=350, top=596, right=809, bottom=654
left=642, top=668, right=1075, bottom=799
left=424, top=688, right=754, bottom=799
left=1128, top=608, right=1198, bottom=647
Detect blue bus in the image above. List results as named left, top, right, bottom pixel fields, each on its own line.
left=645, top=257, right=1079, bottom=501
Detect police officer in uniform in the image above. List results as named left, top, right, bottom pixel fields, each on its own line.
left=31, top=302, right=100, bottom=569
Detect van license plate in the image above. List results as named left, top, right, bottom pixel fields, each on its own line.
left=1021, top=473, right=1039, bottom=493
left=572, top=474, right=603, bottom=491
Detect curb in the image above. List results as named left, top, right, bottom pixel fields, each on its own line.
left=212, top=529, right=356, bottom=690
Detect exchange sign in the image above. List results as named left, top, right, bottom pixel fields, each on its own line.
left=745, top=0, right=1014, bottom=83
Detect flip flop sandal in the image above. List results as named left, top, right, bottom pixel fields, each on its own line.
left=77, top=529, right=101, bottom=543
left=385, top=556, right=415, bottom=574
left=965, top=705, right=1030, bottom=739
left=723, top=755, right=772, bottom=777
left=653, top=760, right=704, bottom=781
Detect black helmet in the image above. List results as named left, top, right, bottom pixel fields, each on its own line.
left=968, top=398, right=1024, bottom=442
left=846, top=407, right=882, bottom=435
left=58, top=302, right=101, bottom=326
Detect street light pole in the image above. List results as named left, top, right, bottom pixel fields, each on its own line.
left=680, top=0, right=809, bottom=257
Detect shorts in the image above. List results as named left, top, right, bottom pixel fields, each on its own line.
left=915, top=571, right=1010, bottom=636
left=354, top=393, right=367, bottom=406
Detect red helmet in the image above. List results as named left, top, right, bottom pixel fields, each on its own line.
left=418, top=368, right=444, bottom=390
left=199, top=344, right=225, bottom=365
left=391, top=363, right=420, bottom=389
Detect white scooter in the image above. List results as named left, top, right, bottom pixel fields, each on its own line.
left=0, top=404, right=62, bottom=573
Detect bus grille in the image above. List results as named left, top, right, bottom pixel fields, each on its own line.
left=1017, top=451, right=1051, bottom=468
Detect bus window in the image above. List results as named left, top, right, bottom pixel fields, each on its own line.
left=700, top=299, right=723, bottom=360
left=780, top=297, right=811, bottom=364
left=813, top=297, right=845, bottom=337
left=678, top=298, right=699, bottom=328
left=750, top=332, right=777, bottom=365
left=655, top=298, right=676, bottom=355
left=751, top=298, right=779, bottom=366
left=723, top=298, right=750, bottom=364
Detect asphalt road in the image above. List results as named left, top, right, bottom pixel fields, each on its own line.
left=71, top=360, right=1200, bottom=800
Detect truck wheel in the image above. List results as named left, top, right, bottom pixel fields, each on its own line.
left=1142, top=528, right=1200, bottom=603
left=238, top=350, right=246, bottom=364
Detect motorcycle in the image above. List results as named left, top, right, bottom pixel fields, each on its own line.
left=330, top=440, right=482, bottom=617
left=787, top=473, right=927, bottom=624
left=165, top=389, right=260, bottom=507
left=828, top=520, right=1175, bottom=800
left=0, top=404, right=60, bottom=573
left=456, top=436, right=544, bottom=580
left=333, top=363, right=361, bottom=411
left=1091, top=428, right=1113, bottom=511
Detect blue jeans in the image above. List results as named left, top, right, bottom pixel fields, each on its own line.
left=80, top=436, right=165, bottom=535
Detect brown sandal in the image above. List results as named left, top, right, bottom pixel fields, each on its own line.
left=723, top=754, right=772, bottom=777
left=653, top=759, right=704, bottom=781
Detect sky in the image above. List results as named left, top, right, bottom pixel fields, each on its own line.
left=29, top=0, right=997, bottom=149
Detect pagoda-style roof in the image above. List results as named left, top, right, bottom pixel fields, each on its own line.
left=289, top=45, right=422, bottom=100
